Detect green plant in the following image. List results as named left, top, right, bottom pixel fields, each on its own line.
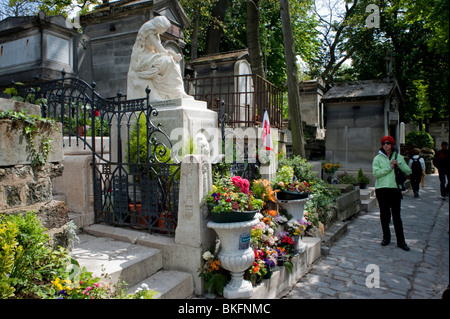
left=0, top=109, right=57, bottom=166
left=128, top=283, right=159, bottom=299
left=0, top=220, right=18, bottom=298
left=199, top=246, right=228, bottom=296
left=405, top=130, right=434, bottom=149
left=304, top=180, right=340, bottom=227
left=278, top=155, right=318, bottom=182
left=357, top=169, right=371, bottom=186
left=0, top=212, right=74, bottom=298
left=127, top=114, right=179, bottom=179
left=338, top=173, right=358, bottom=185
left=271, top=166, right=312, bottom=193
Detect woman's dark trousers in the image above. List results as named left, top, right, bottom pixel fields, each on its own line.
left=375, top=188, right=406, bottom=245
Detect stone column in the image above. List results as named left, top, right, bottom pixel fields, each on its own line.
left=174, top=154, right=216, bottom=294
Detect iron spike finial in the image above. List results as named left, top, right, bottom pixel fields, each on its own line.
left=145, top=86, right=151, bottom=95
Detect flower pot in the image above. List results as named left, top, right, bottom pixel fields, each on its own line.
left=128, top=202, right=149, bottom=226
left=210, top=210, right=258, bottom=223
left=277, top=190, right=309, bottom=200
left=276, top=195, right=310, bottom=254
left=156, top=211, right=175, bottom=234
left=207, top=218, right=259, bottom=299
left=76, top=126, right=85, bottom=136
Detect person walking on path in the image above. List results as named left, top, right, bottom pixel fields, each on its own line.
left=372, top=136, right=412, bottom=251
left=433, top=141, right=449, bottom=199
left=408, top=148, right=425, bottom=198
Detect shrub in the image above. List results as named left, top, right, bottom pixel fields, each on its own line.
left=0, top=212, right=72, bottom=298
left=338, top=173, right=358, bottom=185
left=0, top=212, right=159, bottom=299
left=278, top=155, right=318, bottom=183
left=405, top=131, right=434, bottom=149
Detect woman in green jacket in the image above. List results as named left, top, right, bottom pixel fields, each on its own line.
left=372, top=136, right=412, bottom=251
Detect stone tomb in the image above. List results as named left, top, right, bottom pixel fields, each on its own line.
left=322, top=78, right=403, bottom=170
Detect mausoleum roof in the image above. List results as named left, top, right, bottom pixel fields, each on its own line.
left=322, top=79, right=402, bottom=102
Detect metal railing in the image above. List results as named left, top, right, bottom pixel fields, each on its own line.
left=184, top=73, right=284, bottom=129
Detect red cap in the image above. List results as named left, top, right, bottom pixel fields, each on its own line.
left=381, top=135, right=395, bottom=146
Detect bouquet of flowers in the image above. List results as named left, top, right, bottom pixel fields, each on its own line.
left=205, top=174, right=264, bottom=214
left=271, top=166, right=312, bottom=197
left=322, top=162, right=341, bottom=175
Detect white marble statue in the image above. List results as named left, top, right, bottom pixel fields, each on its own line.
left=127, top=16, right=192, bottom=101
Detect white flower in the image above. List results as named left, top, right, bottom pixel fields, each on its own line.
left=268, top=228, right=274, bottom=235
left=202, top=251, right=213, bottom=260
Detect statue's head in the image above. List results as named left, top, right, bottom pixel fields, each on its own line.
left=140, top=15, right=171, bottom=36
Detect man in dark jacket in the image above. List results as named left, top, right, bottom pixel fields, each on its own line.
left=433, top=141, right=450, bottom=199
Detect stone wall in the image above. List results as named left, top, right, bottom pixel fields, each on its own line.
left=0, top=98, right=69, bottom=236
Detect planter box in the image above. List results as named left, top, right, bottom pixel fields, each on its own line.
left=0, top=119, right=63, bottom=166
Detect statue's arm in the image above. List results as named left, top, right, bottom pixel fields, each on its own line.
left=147, top=33, right=181, bottom=62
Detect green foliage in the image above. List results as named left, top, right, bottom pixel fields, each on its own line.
left=357, top=169, right=371, bottom=186
left=180, top=0, right=319, bottom=88
left=0, top=211, right=159, bottom=299
left=278, top=155, right=318, bottom=182
left=127, top=114, right=179, bottom=179
left=344, top=0, right=449, bottom=123
left=338, top=173, right=358, bottom=185
left=0, top=212, right=71, bottom=298
left=0, top=109, right=57, bottom=166
left=405, top=131, right=435, bottom=149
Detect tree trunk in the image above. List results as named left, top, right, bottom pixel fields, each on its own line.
left=280, top=0, right=305, bottom=157
left=246, top=0, right=265, bottom=78
left=205, top=0, right=229, bottom=54
left=190, top=2, right=200, bottom=60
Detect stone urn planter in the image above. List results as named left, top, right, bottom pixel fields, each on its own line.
left=276, top=194, right=311, bottom=254
left=207, top=217, right=259, bottom=299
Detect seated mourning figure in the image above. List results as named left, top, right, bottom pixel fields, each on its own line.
left=127, top=16, right=193, bottom=101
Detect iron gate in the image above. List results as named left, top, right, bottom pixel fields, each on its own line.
left=16, top=71, right=179, bottom=235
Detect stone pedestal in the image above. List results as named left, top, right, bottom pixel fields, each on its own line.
left=150, top=98, right=220, bottom=162
left=276, top=196, right=311, bottom=254
left=207, top=218, right=259, bottom=299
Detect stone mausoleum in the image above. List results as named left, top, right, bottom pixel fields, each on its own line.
left=322, top=78, right=403, bottom=171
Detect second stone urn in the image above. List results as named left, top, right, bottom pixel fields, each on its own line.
left=207, top=218, right=259, bottom=299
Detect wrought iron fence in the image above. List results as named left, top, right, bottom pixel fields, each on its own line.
left=15, top=72, right=179, bottom=235
left=184, top=73, right=284, bottom=129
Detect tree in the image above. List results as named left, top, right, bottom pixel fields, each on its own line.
left=246, top=0, right=265, bottom=78
left=205, top=0, right=229, bottom=54
left=311, top=0, right=359, bottom=89
left=280, top=0, right=305, bottom=157
left=343, top=0, right=449, bottom=123
left=0, top=0, right=100, bottom=19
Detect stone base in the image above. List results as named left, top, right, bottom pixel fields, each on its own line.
left=224, top=272, right=254, bottom=299
left=150, top=99, right=220, bottom=162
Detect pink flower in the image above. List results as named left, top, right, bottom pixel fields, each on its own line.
left=231, top=176, right=250, bottom=194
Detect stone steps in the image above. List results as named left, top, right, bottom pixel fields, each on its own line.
left=70, top=226, right=194, bottom=299
left=360, top=187, right=377, bottom=212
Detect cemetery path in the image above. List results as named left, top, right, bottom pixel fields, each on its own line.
left=282, top=173, right=449, bottom=299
